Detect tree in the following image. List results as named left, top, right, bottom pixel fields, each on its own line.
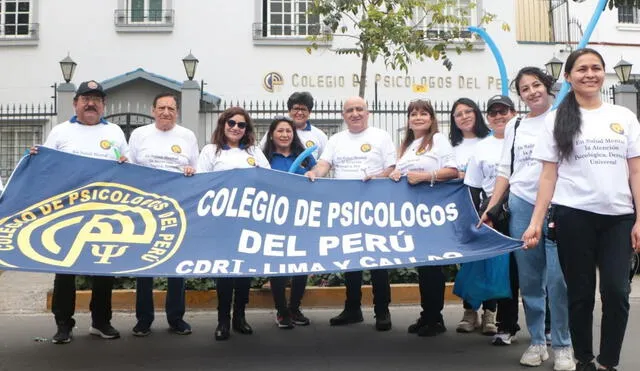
left=306, top=0, right=501, bottom=97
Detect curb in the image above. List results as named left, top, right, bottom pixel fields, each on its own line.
left=47, top=283, right=460, bottom=311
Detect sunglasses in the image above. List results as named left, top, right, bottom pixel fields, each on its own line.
left=227, top=119, right=248, bottom=129
left=487, top=107, right=511, bottom=117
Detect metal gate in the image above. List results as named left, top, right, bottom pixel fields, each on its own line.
left=104, top=113, right=154, bottom=140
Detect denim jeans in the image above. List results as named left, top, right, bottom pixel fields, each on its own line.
left=135, top=277, right=186, bottom=326
left=554, top=205, right=633, bottom=367
left=508, top=194, right=571, bottom=347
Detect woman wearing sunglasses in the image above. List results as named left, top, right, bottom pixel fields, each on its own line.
left=262, top=116, right=316, bottom=329
left=197, top=106, right=270, bottom=341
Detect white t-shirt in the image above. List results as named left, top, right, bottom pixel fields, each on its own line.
left=196, top=144, right=271, bottom=172
left=320, top=127, right=396, bottom=180
left=453, top=137, right=481, bottom=172
left=129, top=123, right=199, bottom=173
left=396, top=133, right=457, bottom=174
left=497, top=112, right=547, bottom=204
left=259, top=122, right=328, bottom=160
left=464, top=136, right=504, bottom=197
left=533, top=103, right=640, bottom=215
left=43, top=120, right=129, bottom=161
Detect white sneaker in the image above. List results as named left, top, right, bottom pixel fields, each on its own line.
left=520, top=344, right=549, bottom=366
left=492, top=331, right=516, bottom=346
left=481, top=310, right=497, bottom=335
left=553, top=347, right=576, bottom=371
left=456, top=309, right=479, bottom=333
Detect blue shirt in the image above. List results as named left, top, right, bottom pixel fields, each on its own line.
left=270, top=152, right=317, bottom=175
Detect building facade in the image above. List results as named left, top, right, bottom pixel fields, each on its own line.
left=0, top=0, right=639, bottom=177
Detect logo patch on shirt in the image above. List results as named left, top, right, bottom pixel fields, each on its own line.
left=305, top=140, right=315, bottom=148
left=99, top=140, right=112, bottom=150
left=171, top=145, right=182, bottom=154
left=247, top=157, right=256, bottom=166
left=610, top=123, right=624, bottom=135
left=360, top=144, right=372, bottom=153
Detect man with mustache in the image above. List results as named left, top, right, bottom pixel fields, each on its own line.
left=32, top=80, right=129, bottom=344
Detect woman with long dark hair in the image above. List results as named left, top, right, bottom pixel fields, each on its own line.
left=262, top=117, right=316, bottom=329
left=449, top=98, right=497, bottom=335
left=389, top=99, right=458, bottom=337
left=480, top=66, right=574, bottom=370
left=523, top=48, right=640, bottom=371
left=197, top=107, right=270, bottom=341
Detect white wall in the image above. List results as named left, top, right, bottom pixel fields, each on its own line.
left=0, top=0, right=639, bottom=107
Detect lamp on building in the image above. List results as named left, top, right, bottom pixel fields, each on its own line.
left=614, top=58, right=633, bottom=84
left=545, top=56, right=563, bottom=82
left=59, top=54, right=77, bottom=83
left=182, top=52, right=199, bottom=81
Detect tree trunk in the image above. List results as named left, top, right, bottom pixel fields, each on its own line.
left=358, top=47, right=368, bottom=98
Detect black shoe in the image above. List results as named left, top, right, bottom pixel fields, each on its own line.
left=417, top=321, right=447, bottom=337
left=89, top=324, right=120, bottom=339
left=132, top=322, right=151, bottom=337
left=375, top=311, right=392, bottom=331
left=290, top=307, right=310, bottom=326
left=52, top=325, right=73, bottom=344
left=407, top=317, right=428, bottom=334
left=576, top=361, right=597, bottom=371
left=215, top=322, right=230, bottom=341
left=276, top=310, right=294, bottom=329
left=169, top=319, right=192, bottom=335
left=329, top=309, right=364, bottom=326
left=232, top=316, right=253, bottom=334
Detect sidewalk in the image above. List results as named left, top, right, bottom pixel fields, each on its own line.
left=2, top=270, right=640, bottom=314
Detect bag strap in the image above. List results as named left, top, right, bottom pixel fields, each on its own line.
left=510, top=117, right=522, bottom=175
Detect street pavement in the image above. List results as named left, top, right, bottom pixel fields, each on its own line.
left=1, top=272, right=640, bottom=370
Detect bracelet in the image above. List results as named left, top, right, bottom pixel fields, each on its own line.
left=430, top=170, right=436, bottom=187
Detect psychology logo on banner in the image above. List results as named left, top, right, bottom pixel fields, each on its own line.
left=0, top=148, right=523, bottom=277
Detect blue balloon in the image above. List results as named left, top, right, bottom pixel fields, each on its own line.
left=468, top=26, right=509, bottom=96
left=288, top=145, right=318, bottom=173
left=552, top=0, right=608, bottom=109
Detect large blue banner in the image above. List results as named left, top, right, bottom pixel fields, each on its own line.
left=0, top=148, right=522, bottom=277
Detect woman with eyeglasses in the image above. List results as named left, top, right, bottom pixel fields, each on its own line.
left=522, top=48, right=640, bottom=371
left=389, top=99, right=458, bottom=337
left=479, top=67, right=574, bottom=370
left=197, top=106, right=270, bottom=341
left=449, top=99, right=497, bottom=335
left=261, top=117, right=316, bottom=329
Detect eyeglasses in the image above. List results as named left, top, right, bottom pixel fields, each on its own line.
left=453, top=108, right=474, bottom=118
left=487, top=107, right=511, bottom=117
left=78, top=96, right=103, bottom=104
left=227, top=119, right=248, bottom=129
left=290, top=106, right=309, bottom=113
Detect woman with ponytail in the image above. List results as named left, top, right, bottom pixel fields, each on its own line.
left=480, top=66, right=574, bottom=370
left=523, top=48, right=640, bottom=371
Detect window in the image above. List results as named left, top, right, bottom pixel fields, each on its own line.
left=114, top=0, right=173, bottom=32
left=415, top=0, right=477, bottom=40
left=0, top=0, right=33, bottom=38
left=258, top=0, right=321, bottom=38
left=130, top=0, right=163, bottom=23
left=618, top=5, right=640, bottom=24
